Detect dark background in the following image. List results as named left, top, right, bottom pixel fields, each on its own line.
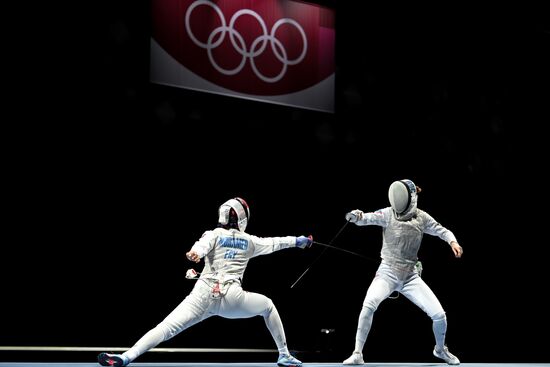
left=3, top=0, right=549, bottom=364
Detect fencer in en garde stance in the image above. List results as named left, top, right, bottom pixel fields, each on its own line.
left=342, top=179, right=463, bottom=365
left=98, top=197, right=312, bottom=367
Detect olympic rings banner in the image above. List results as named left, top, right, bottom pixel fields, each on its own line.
left=150, top=0, right=335, bottom=112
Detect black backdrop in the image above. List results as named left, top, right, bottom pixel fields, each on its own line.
left=3, top=0, right=549, bottom=364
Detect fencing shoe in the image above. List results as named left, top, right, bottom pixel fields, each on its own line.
left=277, top=353, right=302, bottom=367
left=98, top=352, right=130, bottom=367
left=343, top=351, right=364, bottom=365
left=433, top=345, right=460, bottom=365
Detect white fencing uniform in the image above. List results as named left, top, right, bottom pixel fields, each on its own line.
left=345, top=204, right=459, bottom=364
left=122, top=227, right=299, bottom=363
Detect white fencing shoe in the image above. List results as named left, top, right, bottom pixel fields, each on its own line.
left=433, top=345, right=460, bottom=365
left=343, top=351, right=364, bottom=365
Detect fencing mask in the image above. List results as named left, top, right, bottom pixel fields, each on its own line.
left=388, top=179, right=418, bottom=214
left=218, top=197, right=250, bottom=232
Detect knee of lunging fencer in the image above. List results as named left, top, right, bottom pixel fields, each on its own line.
left=362, top=300, right=379, bottom=314
left=261, top=298, right=275, bottom=317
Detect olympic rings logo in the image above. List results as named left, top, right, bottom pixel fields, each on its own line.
left=185, top=0, right=308, bottom=83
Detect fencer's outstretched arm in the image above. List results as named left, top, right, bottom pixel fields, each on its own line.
left=345, top=209, right=389, bottom=227
left=249, top=234, right=312, bottom=257
left=185, top=232, right=312, bottom=263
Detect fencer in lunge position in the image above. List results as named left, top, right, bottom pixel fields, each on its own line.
left=342, top=179, right=463, bottom=365
left=98, top=197, right=312, bottom=367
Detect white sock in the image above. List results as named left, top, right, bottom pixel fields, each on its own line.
left=432, top=316, right=447, bottom=350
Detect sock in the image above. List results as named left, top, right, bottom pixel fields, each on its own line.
left=432, top=316, right=447, bottom=350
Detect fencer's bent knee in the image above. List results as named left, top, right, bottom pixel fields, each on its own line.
left=362, top=293, right=383, bottom=312
left=431, top=311, right=446, bottom=321
left=361, top=301, right=378, bottom=314
left=261, top=298, right=275, bottom=317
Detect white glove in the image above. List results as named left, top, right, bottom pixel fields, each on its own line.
left=345, top=209, right=363, bottom=223
left=185, top=269, right=199, bottom=279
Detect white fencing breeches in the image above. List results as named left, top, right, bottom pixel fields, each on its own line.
left=123, top=280, right=289, bottom=362
left=353, top=261, right=447, bottom=353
